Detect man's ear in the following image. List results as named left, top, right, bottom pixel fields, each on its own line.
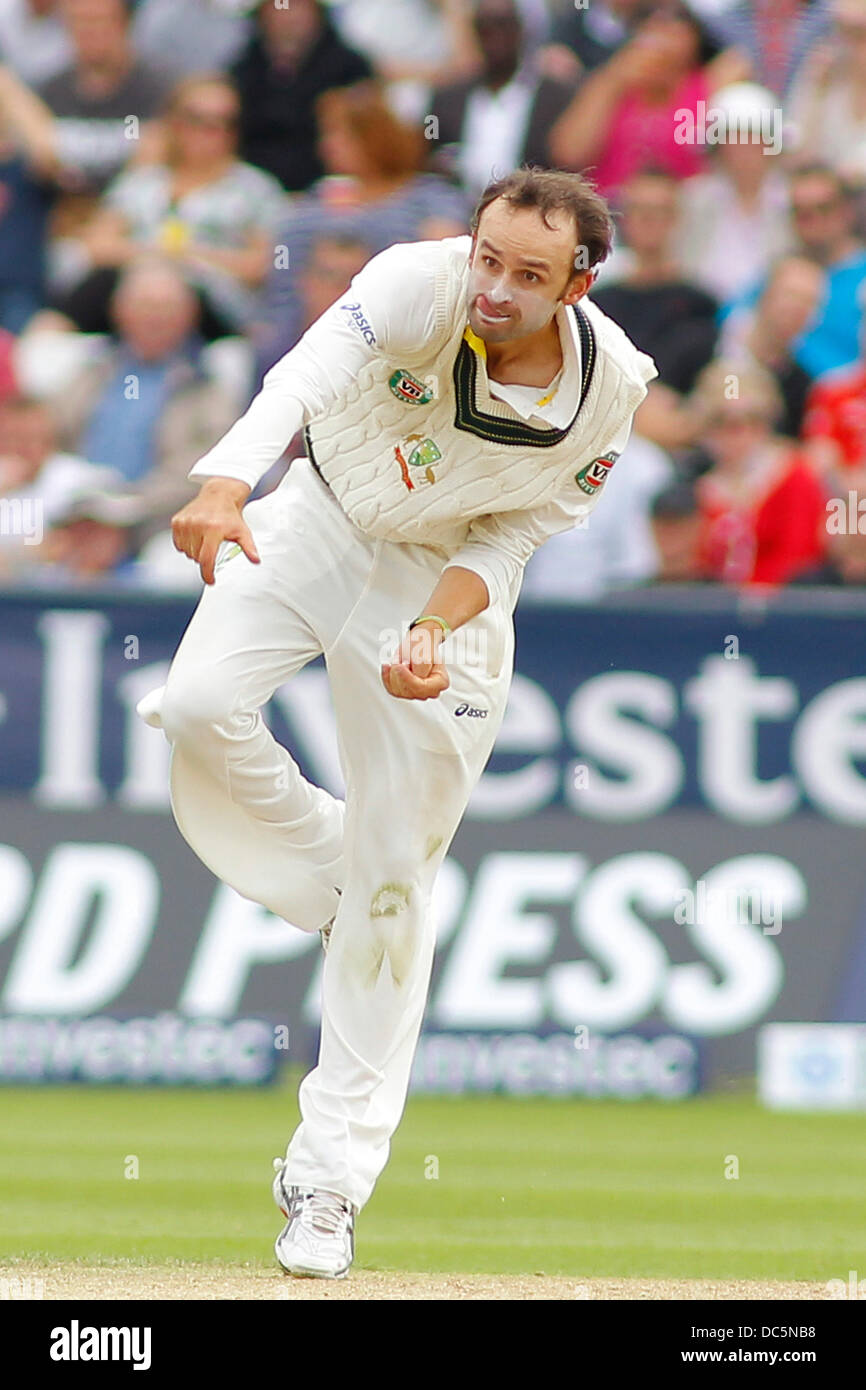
left=562, top=269, right=595, bottom=306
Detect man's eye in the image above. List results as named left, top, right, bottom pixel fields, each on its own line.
left=483, top=256, right=497, bottom=268
left=524, top=271, right=538, bottom=283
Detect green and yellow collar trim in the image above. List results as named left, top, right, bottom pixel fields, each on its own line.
left=453, top=304, right=597, bottom=448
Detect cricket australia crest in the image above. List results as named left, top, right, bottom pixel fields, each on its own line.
left=393, top=434, right=442, bottom=490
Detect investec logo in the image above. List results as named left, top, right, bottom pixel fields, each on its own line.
left=50, top=1320, right=152, bottom=1370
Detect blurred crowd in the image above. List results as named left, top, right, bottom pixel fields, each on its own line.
left=0, top=0, right=864, bottom=598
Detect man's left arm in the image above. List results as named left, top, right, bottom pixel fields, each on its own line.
left=444, top=417, right=634, bottom=613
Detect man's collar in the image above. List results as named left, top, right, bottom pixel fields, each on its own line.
left=461, top=303, right=583, bottom=426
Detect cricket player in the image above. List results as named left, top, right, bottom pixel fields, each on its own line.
left=137, top=167, right=657, bottom=1279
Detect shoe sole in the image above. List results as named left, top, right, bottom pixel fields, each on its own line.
left=278, top=1263, right=351, bottom=1280
left=275, top=1234, right=351, bottom=1279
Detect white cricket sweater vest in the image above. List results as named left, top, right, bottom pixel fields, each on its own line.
left=304, top=240, right=658, bottom=547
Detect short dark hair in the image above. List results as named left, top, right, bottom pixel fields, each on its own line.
left=651, top=477, right=699, bottom=520
left=788, top=162, right=855, bottom=203
left=470, top=166, right=615, bottom=274
left=623, top=165, right=679, bottom=190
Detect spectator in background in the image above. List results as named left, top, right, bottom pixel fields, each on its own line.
left=0, top=105, right=53, bottom=330
left=793, top=491, right=866, bottom=583
left=520, top=432, right=674, bottom=601
left=788, top=0, right=866, bottom=188
left=592, top=168, right=719, bottom=395
left=130, top=0, right=251, bottom=82
left=298, top=232, right=372, bottom=333
left=787, top=164, right=866, bottom=377
left=330, top=0, right=480, bottom=113
left=650, top=475, right=705, bottom=582
left=430, top=0, right=579, bottom=198
left=550, top=4, right=747, bottom=205
left=801, top=337, right=866, bottom=479
left=690, top=359, right=828, bottom=585
left=31, top=0, right=169, bottom=194
left=719, top=255, right=825, bottom=435
left=230, top=0, right=371, bottom=193
left=255, top=81, right=467, bottom=373
left=542, top=0, right=648, bottom=76
left=49, top=74, right=286, bottom=339
left=0, top=0, right=73, bottom=86
left=637, top=252, right=824, bottom=450
left=675, top=82, right=793, bottom=306
left=0, top=392, right=119, bottom=581
left=703, top=0, right=831, bottom=101
left=250, top=231, right=374, bottom=500
left=0, top=0, right=172, bottom=300
left=41, top=258, right=235, bottom=574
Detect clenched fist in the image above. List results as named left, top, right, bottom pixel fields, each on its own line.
left=381, top=621, right=450, bottom=701
left=171, top=476, right=259, bottom=585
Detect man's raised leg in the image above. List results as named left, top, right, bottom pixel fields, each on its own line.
left=140, top=518, right=346, bottom=933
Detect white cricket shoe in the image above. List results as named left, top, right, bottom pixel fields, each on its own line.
left=272, top=1160, right=356, bottom=1278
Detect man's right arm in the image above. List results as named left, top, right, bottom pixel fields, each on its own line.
left=171, top=240, right=442, bottom=582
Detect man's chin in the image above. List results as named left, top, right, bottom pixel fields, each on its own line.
left=468, top=309, right=519, bottom=342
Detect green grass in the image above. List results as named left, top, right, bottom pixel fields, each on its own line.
left=0, top=1075, right=863, bottom=1279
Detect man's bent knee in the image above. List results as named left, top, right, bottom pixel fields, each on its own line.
left=159, top=671, right=241, bottom=743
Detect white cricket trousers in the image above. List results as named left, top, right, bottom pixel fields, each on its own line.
left=138, top=457, right=513, bottom=1211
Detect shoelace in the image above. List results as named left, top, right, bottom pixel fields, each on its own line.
left=273, top=1160, right=352, bottom=1234
left=297, top=1189, right=352, bottom=1236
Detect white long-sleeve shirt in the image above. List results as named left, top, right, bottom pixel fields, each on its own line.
left=190, top=238, right=644, bottom=611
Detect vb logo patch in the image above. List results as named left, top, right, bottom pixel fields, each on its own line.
left=389, top=369, right=434, bottom=406
left=394, top=434, right=442, bottom=490
left=575, top=450, right=619, bottom=496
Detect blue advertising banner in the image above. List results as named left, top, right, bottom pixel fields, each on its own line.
left=1, top=586, right=865, bottom=1092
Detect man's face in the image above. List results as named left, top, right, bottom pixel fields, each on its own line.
left=62, top=0, right=127, bottom=63
left=789, top=176, right=852, bottom=259
left=258, top=0, right=320, bottom=52
left=467, top=200, right=592, bottom=344
left=760, top=258, right=824, bottom=342
left=474, top=0, right=522, bottom=77
left=303, top=239, right=369, bottom=326
left=112, top=271, right=198, bottom=361
left=621, top=175, right=679, bottom=257
left=652, top=512, right=701, bottom=581
left=703, top=401, right=772, bottom=469
left=0, top=405, right=54, bottom=479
